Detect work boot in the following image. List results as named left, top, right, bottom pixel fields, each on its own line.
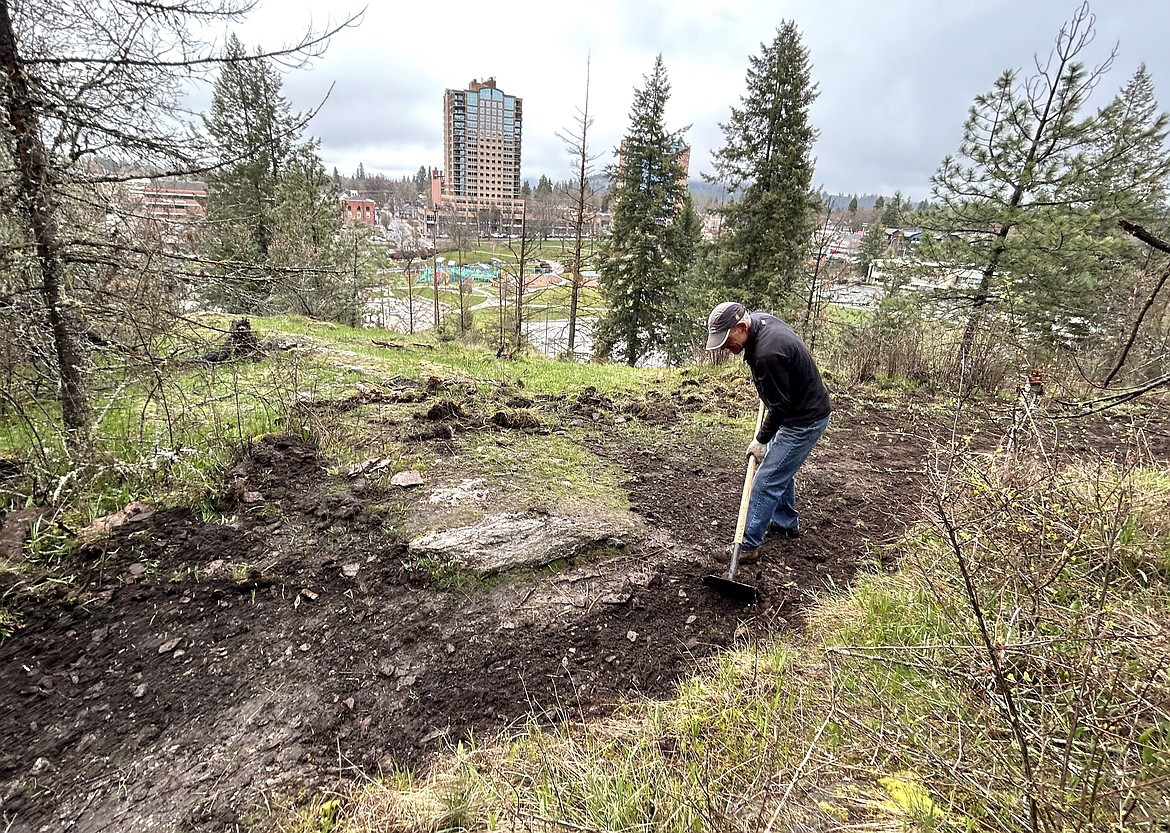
left=714, top=546, right=760, bottom=564
left=769, top=523, right=802, bottom=538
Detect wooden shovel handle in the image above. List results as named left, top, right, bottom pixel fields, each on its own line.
left=733, top=400, right=766, bottom=547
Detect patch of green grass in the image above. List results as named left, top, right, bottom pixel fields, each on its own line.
left=412, top=554, right=482, bottom=593
left=0, top=605, right=20, bottom=643
left=463, top=431, right=628, bottom=513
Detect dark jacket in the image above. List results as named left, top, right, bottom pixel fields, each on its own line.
left=743, top=312, right=832, bottom=442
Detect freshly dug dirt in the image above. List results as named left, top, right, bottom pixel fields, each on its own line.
left=0, top=382, right=1165, bottom=832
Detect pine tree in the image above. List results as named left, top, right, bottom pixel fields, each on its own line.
left=879, top=191, right=905, bottom=228
left=925, top=4, right=1170, bottom=365
left=1085, top=63, right=1170, bottom=221
left=708, top=21, right=819, bottom=309
left=267, top=142, right=359, bottom=323
left=859, top=222, right=888, bottom=276
left=202, top=34, right=303, bottom=311
left=594, top=55, right=695, bottom=366
left=660, top=196, right=706, bottom=365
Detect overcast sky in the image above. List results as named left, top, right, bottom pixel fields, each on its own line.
left=223, top=0, right=1170, bottom=203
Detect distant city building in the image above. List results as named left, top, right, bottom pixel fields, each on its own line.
left=118, top=179, right=206, bottom=253
left=340, top=191, right=377, bottom=225
left=125, top=179, right=206, bottom=222
left=436, top=77, right=525, bottom=232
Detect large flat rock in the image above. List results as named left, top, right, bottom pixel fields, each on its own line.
left=409, top=511, right=638, bottom=576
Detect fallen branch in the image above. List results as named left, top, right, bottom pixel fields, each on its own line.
left=371, top=338, right=432, bottom=350
left=1118, top=219, right=1170, bottom=255
left=1105, top=220, right=1170, bottom=385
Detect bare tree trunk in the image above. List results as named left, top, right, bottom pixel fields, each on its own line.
left=513, top=210, right=529, bottom=351
left=0, top=0, right=90, bottom=436
left=568, top=61, right=593, bottom=358
left=431, top=208, right=440, bottom=331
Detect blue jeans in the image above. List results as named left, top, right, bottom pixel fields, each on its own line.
left=742, top=414, right=830, bottom=549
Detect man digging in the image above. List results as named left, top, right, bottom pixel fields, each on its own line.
left=706, top=302, right=832, bottom=563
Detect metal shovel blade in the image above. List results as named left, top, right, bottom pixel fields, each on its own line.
left=703, top=541, right=757, bottom=603
left=702, top=572, right=757, bottom=603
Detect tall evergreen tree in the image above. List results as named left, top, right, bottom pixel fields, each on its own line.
left=923, top=2, right=1170, bottom=364
left=1085, top=63, right=1170, bottom=220
left=708, top=21, right=819, bottom=309
left=202, top=34, right=303, bottom=311
left=660, top=196, right=706, bottom=365
left=266, top=142, right=359, bottom=323
left=879, top=191, right=905, bottom=228
left=859, top=221, right=889, bottom=276
left=594, top=55, right=694, bottom=366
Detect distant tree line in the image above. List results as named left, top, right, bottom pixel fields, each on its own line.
left=589, top=1, right=1170, bottom=398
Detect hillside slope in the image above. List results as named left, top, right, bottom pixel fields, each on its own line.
left=1, top=342, right=1166, bottom=831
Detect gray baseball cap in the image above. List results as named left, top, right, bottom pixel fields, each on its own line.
left=705, top=302, right=747, bottom=350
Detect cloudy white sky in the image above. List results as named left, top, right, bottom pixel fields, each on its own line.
left=225, top=0, right=1170, bottom=202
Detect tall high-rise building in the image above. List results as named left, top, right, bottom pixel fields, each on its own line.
left=437, top=77, right=524, bottom=231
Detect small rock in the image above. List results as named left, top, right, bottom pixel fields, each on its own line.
left=128, top=562, right=146, bottom=577
left=300, top=588, right=319, bottom=601
left=343, top=457, right=393, bottom=478
left=376, top=659, right=396, bottom=677
left=390, top=470, right=425, bottom=488
left=30, top=758, right=51, bottom=776
left=626, top=630, right=638, bottom=642
left=341, top=563, right=360, bottom=578
left=0, top=507, right=50, bottom=563
left=343, top=697, right=355, bottom=710
left=76, top=502, right=154, bottom=545
left=132, top=684, right=147, bottom=699
left=445, top=643, right=455, bottom=654
left=686, top=615, right=697, bottom=625
left=299, top=643, right=311, bottom=652
left=173, top=650, right=186, bottom=659
left=158, top=638, right=181, bottom=654
left=242, top=491, right=264, bottom=505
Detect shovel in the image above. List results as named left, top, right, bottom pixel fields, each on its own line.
left=703, top=400, right=765, bottom=603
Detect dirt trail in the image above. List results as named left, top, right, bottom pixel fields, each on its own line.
left=1, top=385, right=1165, bottom=832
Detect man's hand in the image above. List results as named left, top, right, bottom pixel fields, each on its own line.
left=746, top=439, right=767, bottom=464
